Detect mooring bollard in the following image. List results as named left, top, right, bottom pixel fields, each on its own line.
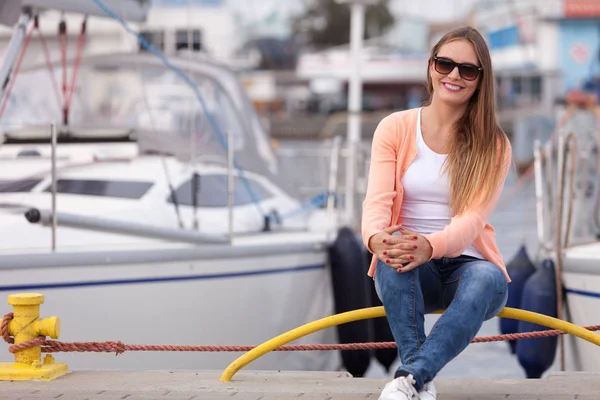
left=0, top=293, right=68, bottom=381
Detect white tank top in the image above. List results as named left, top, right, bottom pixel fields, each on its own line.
left=399, top=108, right=484, bottom=260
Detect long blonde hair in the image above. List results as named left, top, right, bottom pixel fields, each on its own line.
left=425, top=26, right=509, bottom=215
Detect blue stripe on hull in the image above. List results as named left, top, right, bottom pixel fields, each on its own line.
left=565, top=288, right=600, bottom=299
left=0, top=264, right=326, bottom=292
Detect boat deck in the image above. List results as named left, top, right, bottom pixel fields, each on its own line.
left=1, top=370, right=599, bottom=399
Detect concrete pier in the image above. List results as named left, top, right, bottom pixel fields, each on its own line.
left=1, top=370, right=598, bottom=399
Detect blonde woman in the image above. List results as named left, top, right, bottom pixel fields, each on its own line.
left=362, top=27, right=512, bottom=400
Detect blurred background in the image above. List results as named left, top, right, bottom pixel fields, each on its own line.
left=1, top=0, right=600, bottom=382
left=2, top=0, right=594, bottom=156
left=1, top=0, right=597, bottom=184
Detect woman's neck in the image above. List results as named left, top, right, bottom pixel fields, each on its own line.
left=424, top=97, right=467, bottom=133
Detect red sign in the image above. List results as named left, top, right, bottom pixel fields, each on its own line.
left=565, top=0, right=600, bottom=17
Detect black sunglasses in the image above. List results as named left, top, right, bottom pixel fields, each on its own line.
left=433, top=56, right=482, bottom=81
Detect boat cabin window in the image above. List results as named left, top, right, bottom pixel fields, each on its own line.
left=167, top=175, right=273, bottom=207
left=176, top=29, right=203, bottom=51
left=0, top=179, right=42, bottom=192
left=43, top=179, right=153, bottom=199
left=139, top=30, right=165, bottom=52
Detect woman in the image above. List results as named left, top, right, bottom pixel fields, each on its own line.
left=361, top=27, right=512, bottom=400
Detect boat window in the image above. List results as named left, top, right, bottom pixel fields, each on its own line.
left=43, top=179, right=153, bottom=199
left=175, top=29, right=203, bottom=51
left=139, top=30, right=165, bottom=52
left=0, top=179, right=42, bottom=192
left=167, top=175, right=273, bottom=207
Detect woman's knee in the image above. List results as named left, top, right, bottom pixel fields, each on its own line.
left=462, top=261, right=506, bottom=291
left=461, top=261, right=508, bottom=319
left=375, top=258, right=415, bottom=301
left=375, top=259, right=395, bottom=297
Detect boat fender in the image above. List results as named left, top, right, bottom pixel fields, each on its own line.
left=515, top=258, right=558, bottom=378
left=328, top=227, right=372, bottom=377
left=500, top=245, right=536, bottom=353
left=365, top=247, right=397, bottom=372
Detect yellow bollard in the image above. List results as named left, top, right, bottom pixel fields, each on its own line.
left=0, top=293, right=68, bottom=381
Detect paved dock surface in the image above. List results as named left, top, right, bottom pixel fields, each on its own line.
left=1, top=370, right=598, bottom=399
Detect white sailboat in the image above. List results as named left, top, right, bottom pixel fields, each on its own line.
left=531, top=93, right=600, bottom=373
left=0, top=0, right=364, bottom=373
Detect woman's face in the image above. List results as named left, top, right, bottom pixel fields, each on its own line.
left=429, top=39, right=481, bottom=107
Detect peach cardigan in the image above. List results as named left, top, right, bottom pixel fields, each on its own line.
left=361, top=108, right=512, bottom=282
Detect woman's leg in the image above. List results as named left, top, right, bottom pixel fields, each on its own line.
left=397, top=259, right=508, bottom=390
left=374, top=258, right=444, bottom=370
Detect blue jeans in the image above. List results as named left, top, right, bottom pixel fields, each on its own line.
left=374, top=253, right=508, bottom=391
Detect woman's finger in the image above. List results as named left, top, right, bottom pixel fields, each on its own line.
left=397, top=261, right=419, bottom=273
left=385, top=234, right=417, bottom=246
left=389, top=242, right=419, bottom=251
left=383, top=249, right=415, bottom=259
left=385, top=254, right=414, bottom=267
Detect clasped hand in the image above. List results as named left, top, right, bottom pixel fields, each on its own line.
left=369, top=225, right=433, bottom=273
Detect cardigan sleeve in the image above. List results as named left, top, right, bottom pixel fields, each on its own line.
left=361, top=115, right=399, bottom=252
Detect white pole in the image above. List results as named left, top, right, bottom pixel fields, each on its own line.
left=187, top=0, right=201, bottom=231
left=227, top=127, right=234, bottom=243
left=50, top=122, right=58, bottom=251
left=327, top=135, right=342, bottom=239
left=533, top=139, right=545, bottom=254
left=345, top=1, right=367, bottom=228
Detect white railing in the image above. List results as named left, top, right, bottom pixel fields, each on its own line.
left=274, top=139, right=371, bottom=227
left=533, top=107, right=600, bottom=258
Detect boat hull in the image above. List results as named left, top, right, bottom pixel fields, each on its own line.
left=0, top=244, right=340, bottom=372
left=560, top=245, right=600, bottom=372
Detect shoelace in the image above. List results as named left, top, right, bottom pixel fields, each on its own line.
left=395, top=376, right=420, bottom=398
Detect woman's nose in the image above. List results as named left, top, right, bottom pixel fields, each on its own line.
left=447, top=66, right=461, bottom=80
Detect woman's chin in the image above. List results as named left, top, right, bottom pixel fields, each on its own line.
left=436, top=92, right=470, bottom=107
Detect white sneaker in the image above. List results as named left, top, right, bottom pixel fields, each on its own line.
left=418, top=381, right=437, bottom=400
left=378, top=374, right=421, bottom=400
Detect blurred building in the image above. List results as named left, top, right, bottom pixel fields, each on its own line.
left=0, top=0, right=285, bottom=69
left=295, top=15, right=431, bottom=116
left=0, top=5, right=139, bottom=69
left=0, top=0, right=301, bottom=116
left=136, top=0, right=242, bottom=64
left=472, top=0, right=600, bottom=167
left=473, top=0, right=600, bottom=117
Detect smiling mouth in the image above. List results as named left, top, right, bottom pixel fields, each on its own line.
left=442, top=82, right=463, bottom=92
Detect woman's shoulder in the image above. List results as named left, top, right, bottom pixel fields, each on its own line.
left=374, top=107, right=420, bottom=137
left=379, top=107, right=419, bottom=125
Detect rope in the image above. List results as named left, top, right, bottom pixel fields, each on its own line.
left=3, top=313, right=599, bottom=356
left=34, top=15, right=63, bottom=115
left=1, top=312, right=13, bottom=344
left=58, top=18, right=68, bottom=113
left=278, top=192, right=332, bottom=221
left=63, top=17, right=87, bottom=123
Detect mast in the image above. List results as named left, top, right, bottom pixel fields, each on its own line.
left=336, top=0, right=375, bottom=229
